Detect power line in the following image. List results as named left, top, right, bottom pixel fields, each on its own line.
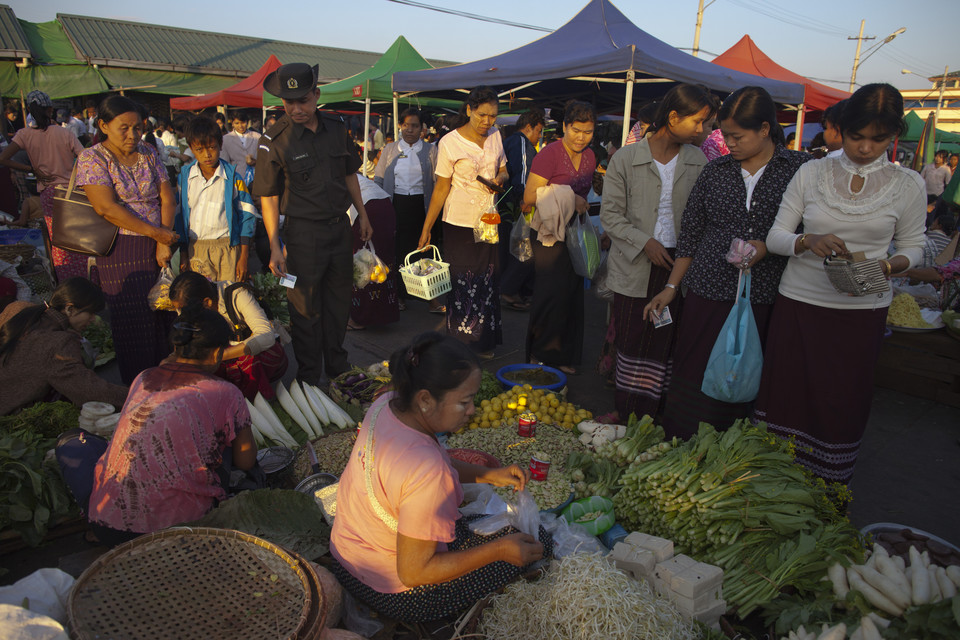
left=385, top=0, right=552, bottom=32
left=724, top=0, right=848, bottom=37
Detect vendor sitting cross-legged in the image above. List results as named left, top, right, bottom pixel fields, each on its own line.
left=87, top=307, right=257, bottom=546
left=329, top=331, right=553, bottom=624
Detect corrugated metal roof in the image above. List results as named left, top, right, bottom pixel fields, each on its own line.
left=0, top=5, right=31, bottom=59
left=58, top=13, right=389, bottom=80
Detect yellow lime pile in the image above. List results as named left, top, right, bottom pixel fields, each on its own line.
left=463, top=384, right=592, bottom=432
left=887, top=293, right=931, bottom=328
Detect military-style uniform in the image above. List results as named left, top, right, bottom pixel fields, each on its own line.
left=252, top=111, right=362, bottom=383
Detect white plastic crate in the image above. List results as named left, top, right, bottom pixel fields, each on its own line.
left=399, top=244, right=451, bottom=301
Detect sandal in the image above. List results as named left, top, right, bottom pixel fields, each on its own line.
left=501, top=294, right=531, bottom=311
left=429, top=304, right=446, bottom=314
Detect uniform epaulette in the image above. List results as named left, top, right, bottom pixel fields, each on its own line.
left=320, top=112, right=345, bottom=124
left=264, top=116, right=291, bottom=139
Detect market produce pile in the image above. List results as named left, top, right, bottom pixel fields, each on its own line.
left=250, top=272, right=291, bottom=326
left=0, top=403, right=80, bottom=546
left=614, top=420, right=863, bottom=617
left=464, top=383, right=592, bottom=431
left=478, top=552, right=703, bottom=640
left=328, top=362, right=391, bottom=417
left=81, top=316, right=115, bottom=368
left=886, top=293, right=931, bottom=328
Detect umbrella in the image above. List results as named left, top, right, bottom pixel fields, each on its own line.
left=910, top=112, right=936, bottom=172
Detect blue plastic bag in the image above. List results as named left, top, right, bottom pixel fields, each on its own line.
left=700, top=270, right=763, bottom=403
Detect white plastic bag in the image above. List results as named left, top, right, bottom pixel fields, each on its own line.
left=459, top=483, right=508, bottom=517
left=468, top=489, right=539, bottom=537
left=0, top=568, right=75, bottom=625
left=146, top=266, right=176, bottom=310
left=539, top=512, right=606, bottom=558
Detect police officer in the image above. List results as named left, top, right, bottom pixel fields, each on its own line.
left=253, top=62, right=373, bottom=385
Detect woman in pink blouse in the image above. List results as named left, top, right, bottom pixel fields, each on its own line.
left=88, top=307, right=256, bottom=546
left=77, top=96, right=180, bottom=383
left=331, top=332, right=550, bottom=623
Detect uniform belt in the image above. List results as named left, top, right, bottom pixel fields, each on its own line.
left=288, top=215, right=345, bottom=226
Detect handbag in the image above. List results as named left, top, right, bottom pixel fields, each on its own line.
left=822, top=252, right=890, bottom=296
left=51, top=160, right=119, bottom=257
left=701, top=270, right=763, bottom=404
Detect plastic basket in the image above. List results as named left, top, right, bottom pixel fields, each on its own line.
left=398, top=244, right=451, bottom=301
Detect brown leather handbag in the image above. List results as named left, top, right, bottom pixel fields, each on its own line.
left=51, top=159, right=119, bottom=257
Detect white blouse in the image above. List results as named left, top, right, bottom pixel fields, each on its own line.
left=766, top=152, right=925, bottom=309
left=435, top=129, right=506, bottom=228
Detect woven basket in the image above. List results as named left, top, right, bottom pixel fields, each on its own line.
left=68, top=527, right=314, bottom=640
left=0, top=243, right=35, bottom=263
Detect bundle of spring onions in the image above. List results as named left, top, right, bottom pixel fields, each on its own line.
left=245, top=381, right=356, bottom=448
left=591, top=413, right=665, bottom=467
left=477, top=552, right=701, bottom=640
left=613, top=420, right=863, bottom=617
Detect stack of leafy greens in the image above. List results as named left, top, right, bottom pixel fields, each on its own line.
left=251, top=272, right=291, bottom=326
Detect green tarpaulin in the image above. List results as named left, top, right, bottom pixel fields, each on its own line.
left=16, top=64, right=109, bottom=99
left=98, top=68, right=236, bottom=97
left=18, top=20, right=80, bottom=65
left=902, top=111, right=960, bottom=144
left=264, top=35, right=459, bottom=110
left=0, top=62, right=18, bottom=97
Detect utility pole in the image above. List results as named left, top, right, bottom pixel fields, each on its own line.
left=934, top=65, right=950, bottom=150
left=848, top=20, right=875, bottom=92
left=692, top=0, right=716, bottom=58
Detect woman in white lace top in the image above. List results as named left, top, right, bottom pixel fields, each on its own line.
left=754, top=84, right=925, bottom=485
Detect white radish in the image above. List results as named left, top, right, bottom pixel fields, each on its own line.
left=866, top=612, right=890, bottom=629
left=936, top=566, right=956, bottom=598
left=276, top=382, right=314, bottom=437
left=302, top=384, right=331, bottom=427
left=246, top=399, right=287, bottom=447
left=848, top=568, right=904, bottom=617
left=946, top=564, right=960, bottom=588
left=927, top=565, right=942, bottom=602
left=828, top=562, right=849, bottom=599
left=815, top=622, right=846, bottom=640
left=848, top=625, right=864, bottom=640
left=875, top=553, right=911, bottom=601
left=253, top=393, right=298, bottom=447
left=578, top=433, right=593, bottom=446
left=872, top=543, right=889, bottom=559
left=857, top=563, right=910, bottom=610
left=905, top=565, right=913, bottom=583
left=891, top=555, right=906, bottom=573
left=249, top=421, right=265, bottom=446
left=908, top=546, right=931, bottom=605
left=858, top=616, right=882, bottom=640
left=310, top=384, right=354, bottom=428
left=290, top=380, right=321, bottom=437
left=920, top=549, right=931, bottom=567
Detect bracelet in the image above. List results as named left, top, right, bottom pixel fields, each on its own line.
left=798, top=234, right=808, bottom=252
left=664, top=284, right=678, bottom=290
left=880, top=259, right=892, bottom=277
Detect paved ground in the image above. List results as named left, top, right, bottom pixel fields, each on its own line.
left=2, top=280, right=957, bottom=588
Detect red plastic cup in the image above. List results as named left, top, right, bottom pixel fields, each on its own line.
left=529, top=456, right=550, bottom=481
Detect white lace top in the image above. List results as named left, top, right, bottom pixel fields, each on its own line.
left=766, top=152, right=926, bottom=309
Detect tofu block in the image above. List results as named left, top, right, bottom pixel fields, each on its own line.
left=624, top=532, right=674, bottom=562
left=668, top=590, right=723, bottom=617
left=653, top=554, right=697, bottom=585
left=611, top=543, right=656, bottom=580
left=693, top=599, right=727, bottom=626
left=670, top=562, right=724, bottom=600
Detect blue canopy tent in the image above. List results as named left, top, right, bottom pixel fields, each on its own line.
left=393, top=0, right=806, bottom=145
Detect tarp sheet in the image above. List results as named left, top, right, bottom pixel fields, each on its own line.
left=170, top=55, right=282, bottom=109
left=0, top=62, right=18, bottom=97
left=901, top=110, right=960, bottom=143
left=392, top=0, right=804, bottom=105
left=99, top=67, right=235, bottom=97
left=711, top=35, right=849, bottom=113
left=16, top=64, right=109, bottom=98
left=18, top=20, right=80, bottom=65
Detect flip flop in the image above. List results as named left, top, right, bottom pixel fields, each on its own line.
left=429, top=305, right=446, bottom=314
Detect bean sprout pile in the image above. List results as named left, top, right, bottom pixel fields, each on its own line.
left=478, top=552, right=702, bottom=639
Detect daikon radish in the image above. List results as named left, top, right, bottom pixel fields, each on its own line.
left=935, top=566, right=956, bottom=598
left=277, top=382, right=314, bottom=437
left=857, top=563, right=910, bottom=610
left=827, top=562, right=849, bottom=599
left=290, top=380, right=321, bottom=436
left=310, top=384, right=354, bottom=428
left=815, top=622, right=846, bottom=640
left=250, top=421, right=265, bottom=446
left=920, top=549, right=931, bottom=567
left=302, top=385, right=330, bottom=433
left=875, top=553, right=910, bottom=596
left=866, top=612, right=890, bottom=629
left=847, top=568, right=904, bottom=617
left=246, top=399, right=291, bottom=447
left=254, top=393, right=297, bottom=447
left=891, top=555, right=906, bottom=573
left=908, top=547, right=930, bottom=605
left=858, top=616, right=882, bottom=640
left=946, top=565, right=960, bottom=588
left=872, top=543, right=889, bottom=559
left=927, top=565, right=942, bottom=602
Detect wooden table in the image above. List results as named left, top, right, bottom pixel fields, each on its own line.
left=874, top=329, right=960, bottom=408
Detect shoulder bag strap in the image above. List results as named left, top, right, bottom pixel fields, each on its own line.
left=362, top=402, right=399, bottom=532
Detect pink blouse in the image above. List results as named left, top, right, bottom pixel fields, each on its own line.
left=330, top=394, right=464, bottom=593
left=89, top=362, right=249, bottom=533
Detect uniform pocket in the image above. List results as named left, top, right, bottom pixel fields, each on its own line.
left=288, top=155, right=317, bottom=188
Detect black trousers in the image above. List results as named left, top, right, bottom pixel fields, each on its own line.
left=284, top=215, right=353, bottom=384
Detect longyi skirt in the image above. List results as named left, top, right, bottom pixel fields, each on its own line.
left=444, top=223, right=501, bottom=353
left=753, top=295, right=888, bottom=484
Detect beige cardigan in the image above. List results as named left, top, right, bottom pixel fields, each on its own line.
left=599, top=139, right=706, bottom=298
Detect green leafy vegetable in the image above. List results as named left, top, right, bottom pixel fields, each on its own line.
left=0, top=401, right=80, bottom=439
left=250, top=272, right=291, bottom=326
left=82, top=316, right=115, bottom=368
left=474, top=370, right=502, bottom=406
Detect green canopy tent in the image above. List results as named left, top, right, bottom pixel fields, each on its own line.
left=14, top=19, right=109, bottom=98
left=264, top=36, right=458, bottom=156
left=902, top=111, right=960, bottom=144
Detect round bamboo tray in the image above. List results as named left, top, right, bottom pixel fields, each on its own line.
left=68, top=527, right=314, bottom=640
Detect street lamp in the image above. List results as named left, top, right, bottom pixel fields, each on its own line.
left=849, top=25, right=906, bottom=92
left=903, top=66, right=951, bottom=146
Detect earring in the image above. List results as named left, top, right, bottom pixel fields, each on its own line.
left=421, top=406, right=427, bottom=412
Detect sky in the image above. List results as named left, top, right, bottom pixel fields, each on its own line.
left=11, top=0, right=957, bottom=96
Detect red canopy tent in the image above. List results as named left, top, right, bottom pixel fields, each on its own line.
left=169, top=55, right=281, bottom=110
left=712, top=36, right=850, bottom=147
